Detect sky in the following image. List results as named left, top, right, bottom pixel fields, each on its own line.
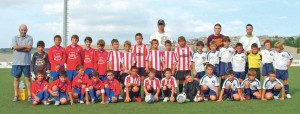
left=0, top=0, right=299, bottom=48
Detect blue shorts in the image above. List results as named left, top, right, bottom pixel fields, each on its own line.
left=219, top=62, right=232, bottom=76
left=58, top=91, right=67, bottom=99
left=213, top=64, right=220, bottom=77
left=204, top=88, right=217, bottom=96
left=104, top=89, right=118, bottom=103
left=262, top=63, right=274, bottom=76
left=50, top=72, right=60, bottom=81
left=32, top=91, right=50, bottom=102
left=276, top=69, right=288, bottom=80
left=11, top=65, right=30, bottom=78
left=66, top=70, right=77, bottom=81
left=74, top=88, right=82, bottom=95
left=250, top=90, right=258, bottom=99
left=99, top=75, right=107, bottom=82
left=84, top=68, right=94, bottom=79
left=234, top=72, right=246, bottom=80
left=195, top=71, right=205, bottom=79
left=266, top=89, right=275, bottom=94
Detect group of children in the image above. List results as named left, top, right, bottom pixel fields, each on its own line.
left=28, top=33, right=293, bottom=105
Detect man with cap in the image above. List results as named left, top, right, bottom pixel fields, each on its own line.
left=150, top=19, right=173, bottom=51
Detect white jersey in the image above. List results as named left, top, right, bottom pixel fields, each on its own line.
left=200, top=74, right=220, bottom=92
left=222, top=77, right=241, bottom=91
left=262, top=77, right=283, bottom=90
left=150, top=32, right=172, bottom=51
left=261, top=49, right=274, bottom=64
left=241, top=78, right=261, bottom=90
left=192, top=51, right=207, bottom=72
left=219, top=47, right=235, bottom=63
left=273, top=51, right=293, bottom=70
left=239, top=35, right=261, bottom=51
left=232, top=52, right=247, bottom=72
left=206, top=50, right=220, bottom=66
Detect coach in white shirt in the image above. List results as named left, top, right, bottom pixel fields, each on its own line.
left=149, top=19, right=173, bottom=51
left=239, top=24, right=261, bottom=51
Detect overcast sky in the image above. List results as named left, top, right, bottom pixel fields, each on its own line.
left=1, top=0, right=299, bottom=48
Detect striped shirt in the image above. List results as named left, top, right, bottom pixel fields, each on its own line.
left=175, top=46, right=193, bottom=71
left=162, top=51, right=176, bottom=70
left=109, top=50, right=123, bottom=71
left=146, top=50, right=163, bottom=71
left=132, top=44, right=148, bottom=68
left=161, top=77, right=177, bottom=88
left=121, top=52, right=136, bottom=71
left=124, top=75, right=141, bottom=92
left=144, top=77, right=161, bottom=90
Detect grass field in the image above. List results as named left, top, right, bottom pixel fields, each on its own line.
left=1, top=67, right=299, bottom=114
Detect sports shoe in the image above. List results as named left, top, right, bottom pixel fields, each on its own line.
left=159, top=96, right=164, bottom=100
left=54, top=101, right=60, bottom=106
left=79, top=100, right=84, bottom=104
left=163, top=97, right=169, bottom=102
left=135, top=97, right=142, bottom=102
left=43, top=100, right=49, bottom=105
left=273, top=95, right=279, bottom=100
left=204, top=97, right=208, bottom=101
left=286, top=94, right=292, bottom=99
left=118, top=95, right=123, bottom=100
left=27, top=96, right=32, bottom=102
left=91, top=99, right=95, bottom=104
left=226, top=98, right=233, bottom=101
left=12, top=96, right=18, bottom=102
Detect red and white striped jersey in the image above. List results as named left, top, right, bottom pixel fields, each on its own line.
left=124, top=75, right=141, bottom=87
left=132, top=44, right=148, bottom=68
left=108, top=50, right=123, bottom=71
left=175, top=46, right=193, bottom=71
left=162, top=51, right=176, bottom=70
left=143, top=77, right=161, bottom=90
left=161, top=77, right=177, bottom=88
left=146, top=50, right=163, bottom=71
left=121, top=52, right=136, bottom=71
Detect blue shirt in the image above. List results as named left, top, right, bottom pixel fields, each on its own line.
left=11, top=35, right=33, bottom=65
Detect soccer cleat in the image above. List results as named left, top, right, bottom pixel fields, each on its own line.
left=286, top=94, right=292, bottom=99
left=273, top=95, right=279, bottom=100
left=79, top=100, right=84, bottom=104
left=12, top=96, right=18, bottom=102
left=43, top=100, right=49, bottom=105
left=226, top=98, right=233, bottom=101
left=118, top=95, right=123, bottom=100
left=135, top=97, right=142, bottom=102
left=27, top=96, right=32, bottom=102
left=91, top=99, right=95, bottom=104
left=204, top=97, right=208, bottom=101
left=163, top=97, right=169, bottom=102
left=54, top=101, right=60, bottom=106
left=159, top=96, right=164, bottom=100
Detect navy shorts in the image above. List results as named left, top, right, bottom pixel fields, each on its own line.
left=208, top=88, right=217, bottom=96
left=66, top=70, right=77, bottom=81
left=234, top=72, right=246, bottom=80
left=137, top=67, right=146, bottom=76
left=195, top=71, right=205, bottom=79
left=176, top=70, right=190, bottom=80
left=219, top=62, right=232, bottom=76
left=11, top=65, right=30, bottom=78
left=262, top=63, right=274, bottom=76
left=84, top=68, right=95, bottom=79
left=276, top=69, right=288, bottom=80
left=213, top=64, right=220, bottom=77
left=50, top=72, right=60, bottom=81
left=250, top=90, right=258, bottom=99
left=266, top=89, right=275, bottom=94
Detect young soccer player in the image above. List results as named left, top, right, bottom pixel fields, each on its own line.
left=144, top=68, right=161, bottom=102
left=48, top=71, right=73, bottom=106
left=94, top=39, right=109, bottom=81
left=183, top=74, right=201, bottom=102
left=241, top=69, right=261, bottom=100
left=217, top=70, right=244, bottom=102
left=261, top=40, right=274, bottom=79
left=232, top=43, right=247, bottom=83
left=261, top=71, right=285, bottom=100
left=146, top=39, right=163, bottom=79
left=206, top=41, right=220, bottom=78
left=83, top=36, right=95, bottom=79
left=273, top=42, right=293, bottom=98
left=72, top=65, right=89, bottom=104
left=174, top=36, right=193, bottom=93
left=103, top=70, right=121, bottom=103
left=200, top=64, right=219, bottom=101
left=30, top=41, right=50, bottom=81
left=192, top=41, right=207, bottom=81
left=86, top=71, right=105, bottom=104
left=66, top=35, right=84, bottom=81
left=108, top=39, right=123, bottom=84
left=219, top=36, right=234, bottom=86
left=30, top=71, right=50, bottom=105
left=48, top=35, right=66, bottom=81
left=121, top=40, right=136, bottom=84
left=124, top=66, right=142, bottom=103
left=161, top=68, right=177, bottom=102
left=162, top=40, right=176, bottom=75
left=132, top=33, right=148, bottom=87
left=247, top=43, right=261, bottom=81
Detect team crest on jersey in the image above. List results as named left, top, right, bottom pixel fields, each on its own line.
left=202, top=57, right=205, bottom=59
left=282, top=54, right=285, bottom=57
left=270, top=53, right=273, bottom=56
left=212, top=81, right=215, bottom=83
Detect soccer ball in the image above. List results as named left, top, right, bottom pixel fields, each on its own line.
left=176, top=93, right=186, bottom=103
left=145, top=94, right=154, bottom=104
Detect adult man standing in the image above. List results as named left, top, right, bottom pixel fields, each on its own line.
left=11, top=24, right=33, bottom=102
left=206, top=23, right=224, bottom=50
left=149, top=19, right=173, bottom=51
left=239, top=24, right=261, bottom=51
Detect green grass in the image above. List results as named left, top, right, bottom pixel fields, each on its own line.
left=1, top=67, right=300, bottom=114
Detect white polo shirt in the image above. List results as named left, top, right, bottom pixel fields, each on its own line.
left=239, top=35, right=261, bottom=51
left=219, top=46, right=235, bottom=63
left=262, top=77, right=283, bottom=90
left=206, top=50, right=220, bottom=66
left=149, top=32, right=172, bottom=51
left=273, top=51, right=293, bottom=70
left=232, top=52, right=247, bottom=72
left=241, top=78, right=261, bottom=90
left=200, top=74, right=220, bottom=92
left=222, top=77, right=241, bottom=91
left=261, top=49, right=274, bottom=64
left=192, top=51, right=207, bottom=72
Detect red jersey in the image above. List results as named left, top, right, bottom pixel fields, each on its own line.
left=83, top=48, right=95, bottom=70
left=108, top=50, right=123, bottom=71
left=163, top=51, right=176, bottom=70
left=49, top=79, right=72, bottom=92
left=103, top=79, right=121, bottom=96
left=161, top=77, right=177, bottom=88
left=146, top=50, right=163, bottom=71
left=94, top=49, right=109, bottom=75
left=30, top=80, right=49, bottom=95
left=48, top=45, right=66, bottom=72
left=121, top=52, right=136, bottom=72
left=143, top=77, right=161, bottom=90
left=175, top=46, right=193, bottom=71
left=87, top=80, right=104, bottom=91
left=132, top=44, right=148, bottom=68
left=124, top=75, right=140, bottom=92
left=66, top=45, right=84, bottom=70
left=72, top=74, right=89, bottom=89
